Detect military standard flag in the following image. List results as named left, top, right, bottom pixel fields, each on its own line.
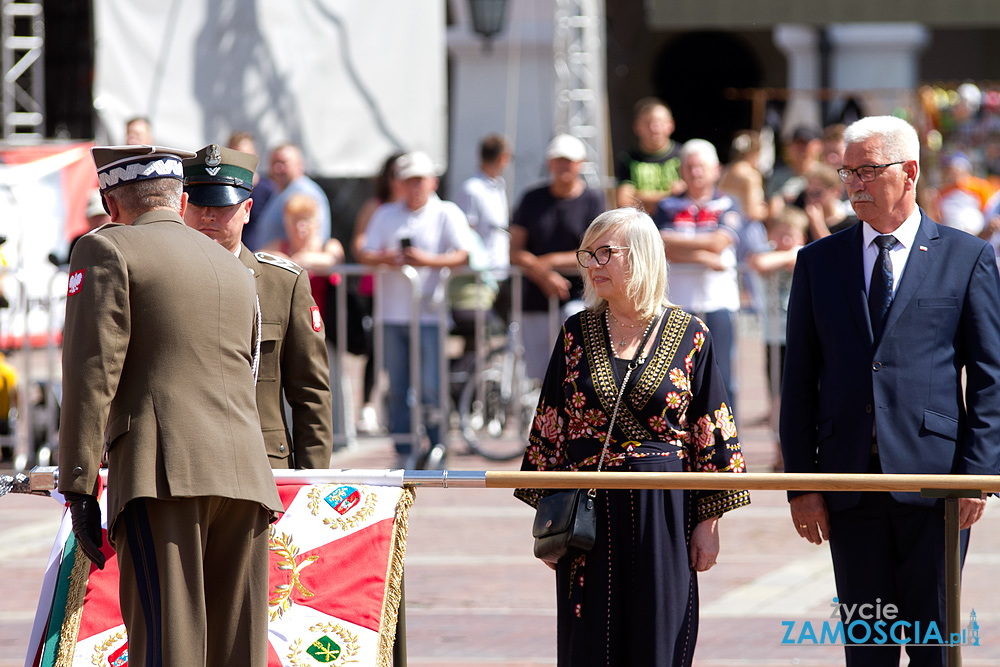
left=26, top=480, right=413, bottom=667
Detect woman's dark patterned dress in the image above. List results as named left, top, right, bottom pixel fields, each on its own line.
left=515, top=307, right=750, bottom=666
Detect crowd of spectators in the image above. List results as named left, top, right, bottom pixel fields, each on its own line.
left=99, top=99, right=1000, bottom=464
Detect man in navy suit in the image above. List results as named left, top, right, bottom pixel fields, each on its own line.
left=780, top=115, right=1000, bottom=666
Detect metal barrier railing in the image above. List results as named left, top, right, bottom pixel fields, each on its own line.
left=13, top=261, right=572, bottom=470
left=323, top=264, right=568, bottom=462
left=2, top=266, right=66, bottom=472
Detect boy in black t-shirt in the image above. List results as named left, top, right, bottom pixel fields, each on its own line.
left=615, top=98, right=683, bottom=212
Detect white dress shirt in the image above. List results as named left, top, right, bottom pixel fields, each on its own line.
left=861, top=207, right=922, bottom=298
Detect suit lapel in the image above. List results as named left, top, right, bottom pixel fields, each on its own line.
left=838, top=224, right=873, bottom=343
left=880, top=212, right=938, bottom=345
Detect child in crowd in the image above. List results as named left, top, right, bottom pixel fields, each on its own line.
left=747, top=206, right=808, bottom=470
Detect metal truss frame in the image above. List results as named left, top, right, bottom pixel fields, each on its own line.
left=552, top=0, right=609, bottom=190
left=1, top=0, right=44, bottom=140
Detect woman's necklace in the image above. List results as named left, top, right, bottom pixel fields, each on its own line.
left=606, top=310, right=654, bottom=349
left=609, top=310, right=641, bottom=329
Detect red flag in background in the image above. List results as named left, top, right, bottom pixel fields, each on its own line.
left=0, top=142, right=97, bottom=349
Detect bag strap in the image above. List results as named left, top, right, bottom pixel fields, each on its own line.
left=592, top=307, right=668, bottom=485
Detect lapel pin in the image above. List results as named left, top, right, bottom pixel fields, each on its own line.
left=919, top=245, right=928, bottom=252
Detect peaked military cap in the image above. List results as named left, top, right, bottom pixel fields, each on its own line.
left=183, top=144, right=258, bottom=207
left=92, top=145, right=196, bottom=195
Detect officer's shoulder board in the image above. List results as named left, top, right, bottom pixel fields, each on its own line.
left=254, top=251, right=303, bottom=275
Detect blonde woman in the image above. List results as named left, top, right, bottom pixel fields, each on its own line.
left=515, top=207, right=750, bottom=666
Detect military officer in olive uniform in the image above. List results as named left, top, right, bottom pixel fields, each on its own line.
left=183, top=143, right=333, bottom=469
left=58, top=145, right=283, bottom=667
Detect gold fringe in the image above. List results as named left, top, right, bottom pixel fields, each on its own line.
left=54, top=542, right=92, bottom=667
left=376, top=486, right=415, bottom=667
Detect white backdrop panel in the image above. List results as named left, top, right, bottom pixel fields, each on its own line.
left=93, top=0, right=446, bottom=177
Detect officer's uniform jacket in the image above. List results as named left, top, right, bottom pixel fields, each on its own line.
left=240, top=245, right=332, bottom=468
left=57, top=210, right=282, bottom=541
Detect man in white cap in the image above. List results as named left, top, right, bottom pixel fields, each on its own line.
left=358, top=150, right=478, bottom=468
left=510, top=133, right=606, bottom=380
left=58, top=144, right=282, bottom=666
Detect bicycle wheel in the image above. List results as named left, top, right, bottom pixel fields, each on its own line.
left=458, top=366, right=535, bottom=461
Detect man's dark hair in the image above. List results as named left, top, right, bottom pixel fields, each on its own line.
left=632, top=97, right=672, bottom=121
left=479, top=134, right=509, bottom=164
left=823, top=123, right=846, bottom=143
left=109, top=178, right=183, bottom=217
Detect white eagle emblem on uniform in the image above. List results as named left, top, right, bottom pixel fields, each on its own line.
left=67, top=269, right=85, bottom=296
left=310, top=305, right=322, bottom=332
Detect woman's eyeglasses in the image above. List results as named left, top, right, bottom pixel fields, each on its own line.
left=576, top=245, right=629, bottom=267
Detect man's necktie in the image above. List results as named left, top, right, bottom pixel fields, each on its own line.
left=868, top=234, right=898, bottom=343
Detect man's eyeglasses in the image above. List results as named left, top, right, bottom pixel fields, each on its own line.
left=576, top=245, right=628, bottom=267
left=837, top=161, right=906, bottom=184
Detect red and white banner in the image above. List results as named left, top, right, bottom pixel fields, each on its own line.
left=26, top=481, right=412, bottom=667
left=0, top=142, right=97, bottom=349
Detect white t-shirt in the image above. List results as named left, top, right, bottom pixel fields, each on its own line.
left=456, top=172, right=510, bottom=279
left=363, top=194, right=477, bottom=324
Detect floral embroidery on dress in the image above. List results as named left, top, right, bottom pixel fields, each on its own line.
left=669, top=367, right=689, bottom=392
left=536, top=404, right=562, bottom=442
left=694, top=413, right=716, bottom=453
left=649, top=414, right=668, bottom=433
left=514, top=309, right=750, bottom=521
left=567, top=411, right=595, bottom=440
left=526, top=446, right=547, bottom=467
left=715, top=403, right=737, bottom=440
left=585, top=409, right=608, bottom=427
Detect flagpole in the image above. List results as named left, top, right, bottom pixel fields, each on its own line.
left=10, top=467, right=1000, bottom=494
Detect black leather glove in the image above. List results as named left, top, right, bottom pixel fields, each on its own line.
left=65, top=492, right=106, bottom=570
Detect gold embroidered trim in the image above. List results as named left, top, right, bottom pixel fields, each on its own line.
left=587, top=308, right=690, bottom=449
left=377, top=486, right=415, bottom=667
left=90, top=629, right=127, bottom=667
left=287, top=621, right=360, bottom=666
left=307, top=484, right=378, bottom=532
left=268, top=529, right=320, bottom=621
left=55, top=541, right=92, bottom=667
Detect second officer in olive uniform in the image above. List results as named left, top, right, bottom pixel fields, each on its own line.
left=183, top=144, right=333, bottom=468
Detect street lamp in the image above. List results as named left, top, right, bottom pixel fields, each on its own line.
left=467, top=0, right=508, bottom=52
